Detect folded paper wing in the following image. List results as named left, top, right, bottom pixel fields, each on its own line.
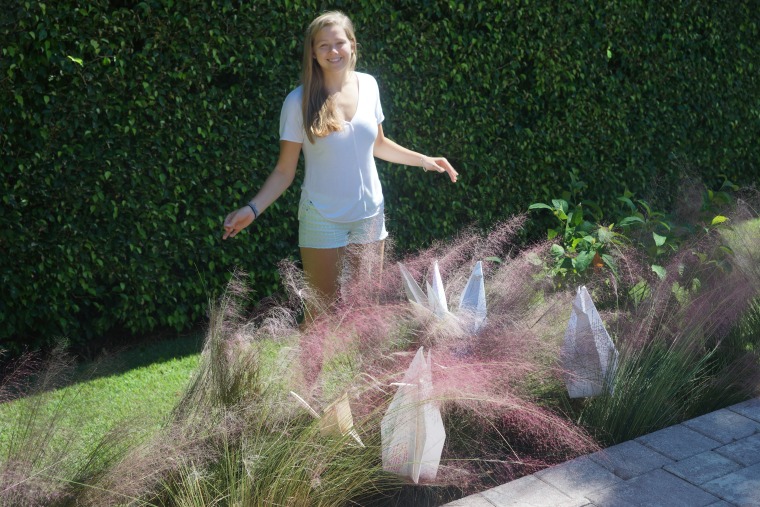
left=381, top=347, right=446, bottom=483
left=561, top=286, right=619, bottom=398
left=415, top=350, right=446, bottom=482
left=399, top=262, right=427, bottom=306
left=320, top=392, right=364, bottom=447
left=290, top=391, right=364, bottom=447
left=397, top=260, right=450, bottom=316
left=427, top=261, right=449, bottom=318
left=458, top=261, right=487, bottom=333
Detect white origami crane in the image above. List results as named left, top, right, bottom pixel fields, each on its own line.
left=561, top=286, right=619, bottom=398
left=381, top=346, right=446, bottom=483
left=399, top=260, right=487, bottom=333
left=290, top=391, right=364, bottom=447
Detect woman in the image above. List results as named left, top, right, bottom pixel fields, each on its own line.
left=223, top=10, right=458, bottom=320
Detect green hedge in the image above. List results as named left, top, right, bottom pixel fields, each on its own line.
left=1, top=0, right=757, bottom=352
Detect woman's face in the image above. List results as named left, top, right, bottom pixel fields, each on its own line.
left=312, top=24, right=353, bottom=75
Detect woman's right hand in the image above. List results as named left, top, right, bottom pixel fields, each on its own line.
left=222, top=206, right=255, bottom=239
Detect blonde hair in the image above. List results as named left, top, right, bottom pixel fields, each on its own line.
left=301, top=11, right=357, bottom=144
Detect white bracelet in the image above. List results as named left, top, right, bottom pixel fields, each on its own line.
left=421, top=158, right=429, bottom=172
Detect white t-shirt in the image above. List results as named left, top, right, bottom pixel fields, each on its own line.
left=279, top=72, right=385, bottom=223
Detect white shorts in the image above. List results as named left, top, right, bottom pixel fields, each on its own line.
left=298, top=200, right=388, bottom=249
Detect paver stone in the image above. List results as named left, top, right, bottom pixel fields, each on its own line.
left=588, top=440, right=673, bottom=480
left=585, top=469, right=719, bottom=507
left=683, top=408, right=760, bottom=444
left=663, top=450, right=742, bottom=485
left=702, top=462, right=760, bottom=506
left=635, top=424, right=721, bottom=460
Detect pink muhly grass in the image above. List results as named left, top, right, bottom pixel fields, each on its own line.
left=80, top=276, right=289, bottom=506
left=66, top=215, right=606, bottom=504
left=725, top=195, right=760, bottom=291
left=80, top=419, right=237, bottom=507
left=433, top=400, right=598, bottom=493
left=0, top=352, right=42, bottom=404
left=496, top=403, right=600, bottom=471
left=270, top=217, right=601, bottom=491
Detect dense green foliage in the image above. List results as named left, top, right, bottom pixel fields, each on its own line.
left=2, top=0, right=758, bottom=351
left=528, top=177, right=736, bottom=283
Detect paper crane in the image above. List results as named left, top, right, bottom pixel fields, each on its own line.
left=561, top=286, right=619, bottom=398
left=399, top=260, right=487, bottom=333
left=381, top=346, right=446, bottom=483
left=290, top=391, right=364, bottom=447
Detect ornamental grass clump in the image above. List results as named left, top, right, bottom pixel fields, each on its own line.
left=89, top=216, right=599, bottom=505
left=273, top=216, right=600, bottom=497
left=0, top=349, right=138, bottom=507
left=75, top=271, right=396, bottom=507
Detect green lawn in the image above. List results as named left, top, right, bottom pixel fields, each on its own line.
left=0, top=334, right=202, bottom=459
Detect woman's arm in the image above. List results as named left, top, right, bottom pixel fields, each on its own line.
left=373, top=124, right=458, bottom=183
left=223, top=140, right=302, bottom=239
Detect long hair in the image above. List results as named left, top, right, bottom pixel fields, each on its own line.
left=301, top=11, right=358, bottom=144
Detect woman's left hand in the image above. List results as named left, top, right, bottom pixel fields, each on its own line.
left=422, top=156, right=458, bottom=183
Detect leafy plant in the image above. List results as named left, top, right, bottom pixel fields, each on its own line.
left=528, top=198, right=623, bottom=281
left=614, top=178, right=735, bottom=280
left=530, top=175, right=738, bottom=289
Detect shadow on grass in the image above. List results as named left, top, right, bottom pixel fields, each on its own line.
left=1, top=331, right=205, bottom=404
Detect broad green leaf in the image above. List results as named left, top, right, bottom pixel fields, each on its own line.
left=572, top=251, right=595, bottom=272
left=653, top=232, right=667, bottom=246
left=617, top=196, right=636, bottom=211
left=655, top=220, right=672, bottom=231
left=570, top=208, right=584, bottom=226
left=638, top=200, right=652, bottom=215
left=651, top=264, right=666, bottom=279
left=629, top=280, right=650, bottom=306
left=618, top=216, right=644, bottom=227
left=552, top=199, right=569, bottom=214
left=601, top=253, right=618, bottom=272
left=711, top=215, right=728, bottom=226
